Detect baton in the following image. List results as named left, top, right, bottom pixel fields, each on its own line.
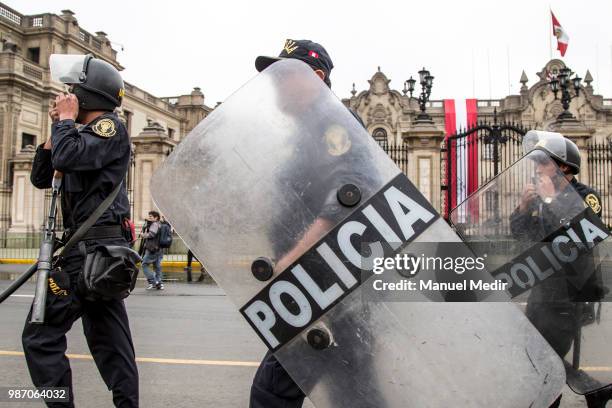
left=572, top=302, right=584, bottom=370
left=0, top=263, right=39, bottom=304
left=30, top=173, right=62, bottom=324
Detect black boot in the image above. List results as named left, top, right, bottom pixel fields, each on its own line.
left=585, top=385, right=612, bottom=408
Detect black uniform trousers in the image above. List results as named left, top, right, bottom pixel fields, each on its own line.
left=250, top=350, right=305, bottom=408
left=21, top=238, right=138, bottom=408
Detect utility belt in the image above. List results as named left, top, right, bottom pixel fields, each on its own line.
left=63, top=225, right=124, bottom=243
left=58, top=184, right=141, bottom=301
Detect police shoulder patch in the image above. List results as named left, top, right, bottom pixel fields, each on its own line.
left=585, top=193, right=601, bottom=213
left=91, top=118, right=117, bottom=138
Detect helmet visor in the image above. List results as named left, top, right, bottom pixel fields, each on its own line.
left=50, top=54, right=89, bottom=84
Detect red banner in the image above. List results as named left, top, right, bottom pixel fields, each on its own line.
left=466, top=99, right=479, bottom=221
left=466, top=99, right=478, bottom=196
left=443, top=99, right=457, bottom=218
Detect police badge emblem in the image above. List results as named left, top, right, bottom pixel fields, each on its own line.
left=585, top=193, right=601, bottom=214
left=92, top=118, right=117, bottom=138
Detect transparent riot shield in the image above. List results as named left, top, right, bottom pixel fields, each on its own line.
left=451, top=150, right=612, bottom=395
left=152, top=59, right=565, bottom=407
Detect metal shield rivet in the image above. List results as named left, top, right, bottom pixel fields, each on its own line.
left=337, top=184, right=361, bottom=207
left=307, top=328, right=331, bottom=350
left=251, top=257, right=274, bottom=281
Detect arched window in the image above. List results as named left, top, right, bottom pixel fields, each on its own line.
left=372, top=128, right=388, bottom=149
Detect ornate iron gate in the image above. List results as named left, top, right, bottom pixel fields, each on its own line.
left=587, top=139, right=612, bottom=229
left=441, top=111, right=526, bottom=219
left=380, top=142, right=409, bottom=175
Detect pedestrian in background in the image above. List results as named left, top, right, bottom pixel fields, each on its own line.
left=141, top=210, right=164, bottom=290
left=186, top=249, right=207, bottom=282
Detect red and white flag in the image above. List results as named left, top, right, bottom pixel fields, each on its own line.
left=443, top=99, right=478, bottom=219
left=551, top=11, right=569, bottom=57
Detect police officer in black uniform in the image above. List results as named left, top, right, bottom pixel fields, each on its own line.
left=249, top=39, right=383, bottom=408
left=23, top=54, right=138, bottom=407
left=510, top=134, right=611, bottom=408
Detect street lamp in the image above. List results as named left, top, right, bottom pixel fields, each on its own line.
left=549, top=65, right=582, bottom=121
left=406, top=67, right=434, bottom=122
left=403, top=76, right=416, bottom=96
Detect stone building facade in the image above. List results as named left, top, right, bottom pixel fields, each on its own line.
left=1, top=2, right=611, bottom=238
left=344, top=63, right=612, bottom=213
left=0, top=3, right=212, bottom=237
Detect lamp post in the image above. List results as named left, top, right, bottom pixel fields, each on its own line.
left=404, top=67, right=434, bottom=122
left=549, top=66, right=582, bottom=121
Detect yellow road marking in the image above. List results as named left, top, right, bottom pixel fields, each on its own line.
left=580, top=366, right=612, bottom=372
left=2, top=350, right=611, bottom=372
left=0, top=350, right=259, bottom=367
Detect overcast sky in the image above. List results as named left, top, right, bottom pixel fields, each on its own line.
left=12, top=0, right=612, bottom=105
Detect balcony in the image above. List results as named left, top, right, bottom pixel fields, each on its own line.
left=124, top=82, right=178, bottom=114
left=0, top=3, right=21, bottom=26
left=0, top=53, right=50, bottom=84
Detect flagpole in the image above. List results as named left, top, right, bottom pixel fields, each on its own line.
left=507, top=45, right=511, bottom=94
left=487, top=49, right=492, bottom=100
left=549, top=6, right=553, bottom=60
left=471, top=48, right=475, bottom=98
left=596, top=43, right=599, bottom=85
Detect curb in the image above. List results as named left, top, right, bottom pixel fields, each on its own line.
left=0, top=259, right=203, bottom=268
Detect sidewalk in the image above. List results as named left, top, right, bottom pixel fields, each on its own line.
left=0, top=257, right=210, bottom=283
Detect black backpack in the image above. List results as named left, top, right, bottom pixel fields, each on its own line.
left=158, top=222, right=173, bottom=249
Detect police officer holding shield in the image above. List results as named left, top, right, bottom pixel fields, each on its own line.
left=23, top=54, right=138, bottom=407
left=249, top=39, right=384, bottom=408
left=511, top=131, right=610, bottom=408
left=249, top=38, right=336, bottom=408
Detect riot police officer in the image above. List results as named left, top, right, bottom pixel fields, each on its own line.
left=250, top=39, right=383, bottom=408
left=248, top=38, right=334, bottom=408
left=511, top=131, right=610, bottom=408
left=23, top=54, right=138, bottom=407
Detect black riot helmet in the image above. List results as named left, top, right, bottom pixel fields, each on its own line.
left=50, top=54, right=125, bottom=111
left=523, top=130, right=581, bottom=174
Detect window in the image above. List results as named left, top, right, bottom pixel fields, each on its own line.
left=26, top=47, right=40, bottom=64
left=372, top=128, right=388, bottom=149
left=21, top=132, right=36, bottom=150
left=167, top=127, right=175, bottom=140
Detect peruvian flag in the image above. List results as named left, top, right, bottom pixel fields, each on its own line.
left=551, top=11, right=569, bottom=57
left=443, top=99, right=478, bottom=220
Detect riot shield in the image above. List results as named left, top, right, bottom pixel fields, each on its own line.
left=152, top=59, right=565, bottom=407
left=451, top=150, right=612, bottom=395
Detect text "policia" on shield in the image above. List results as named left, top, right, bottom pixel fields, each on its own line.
left=239, top=174, right=439, bottom=351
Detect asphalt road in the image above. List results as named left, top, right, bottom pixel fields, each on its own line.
left=0, top=280, right=595, bottom=407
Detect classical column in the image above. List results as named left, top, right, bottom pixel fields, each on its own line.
left=8, top=147, right=43, bottom=236
left=131, top=121, right=176, bottom=223
left=0, top=100, right=21, bottom=238
left=402, top=120, right=445, bottom=212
